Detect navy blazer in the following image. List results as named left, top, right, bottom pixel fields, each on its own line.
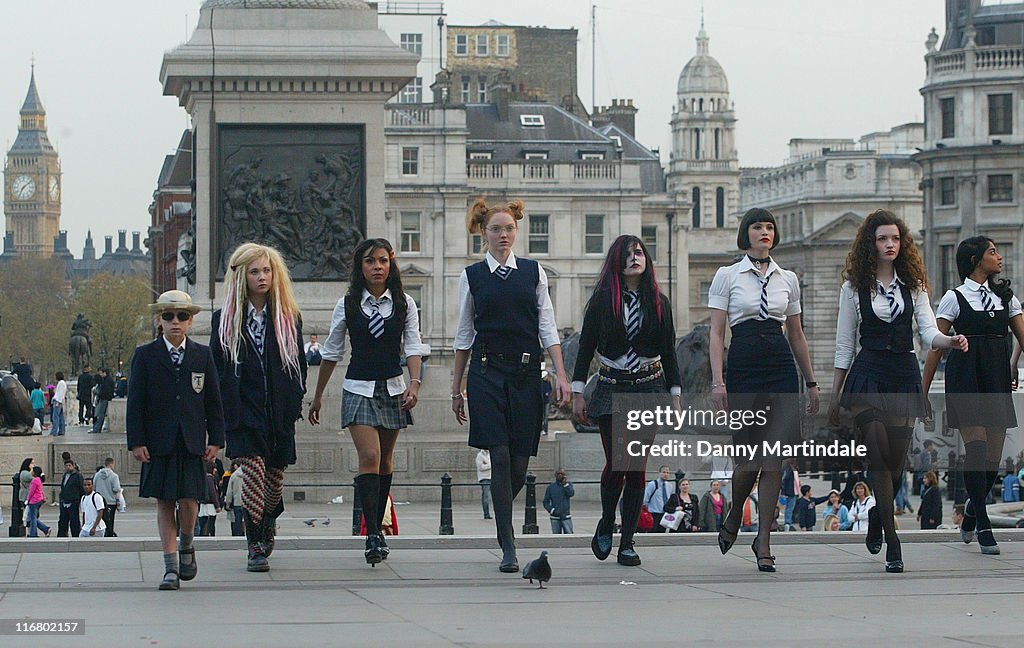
left=209, top=309, right=306, bottom=466
left=126, top=337, right=226, bottom=457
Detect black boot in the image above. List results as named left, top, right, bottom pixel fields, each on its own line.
left=592, top=482, right=620, bottom=561
left=364, top=534, right=383, bottom=566
left=244, top=511, right=269, bottom=572
left=263, top=500, right=283, bottom=558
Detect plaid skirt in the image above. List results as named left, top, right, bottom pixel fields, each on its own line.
left=342, top=381, right=412, bottom=430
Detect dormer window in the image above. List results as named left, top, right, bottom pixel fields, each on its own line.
left=524, top=152, right=548, bottom=160
left=520, top=114, right=545, bottom=127
left=580, top=152, right=605, bottom=160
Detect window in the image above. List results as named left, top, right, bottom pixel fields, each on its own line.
left=997, top=242, right=1014, bottom=281
left=714, top=129, right=721, bottom=159
left=989, top=93, right=1013, bottom=135
left=939, top=177, right=956, bottom=206
left=529, top=214, right=549, bottom=254
left=520, top=114, right=545, bottom=127
left=399, top=77, right=422, bottom=103
left=478, top=76, right=487, bottom=103
left=609, top=135, right=622, bottom=148
left=691, top=187, right=701, bottom=228
left=585, top=214, right=604, bottom=253
left=400, top=33, right=423, bottom=55
left=524, top=152, right=548, bottom=160
left=401, top=147, right=419, bottom=176
left=940, top=97, right=955, bottom=139
left=715, top=187, right=725, bottom=228
left=700, top=281, right=712, bottom=306
left=460, top=76, right=470, bottom=104
left=580, top=152, right=605, bottom=160
left=470, top=234, right=483, bottom=254
left=469, top=151, right=493, bottom=160
left=693, top=128, right=701, bottom=159
left=405, top=284, right=426, bottom=331
left=988, top=174, right=1013, bottom=202
left=476, top=34, right=489, bottom=56
left=455, top=34, right=468, bottom=56
left=497, top=34, right=510, bottom=56
left=940, top=245, right=955, bottom=294
left=400, top=212, right=421, bottom=253
left=641, top=225, right=657, bottom=261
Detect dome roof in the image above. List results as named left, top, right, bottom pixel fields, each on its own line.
left=202, top=0, right=369, bottom=8
left=677, top=27, right=729, bottom=95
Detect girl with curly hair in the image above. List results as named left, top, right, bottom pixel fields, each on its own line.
left=451, top=197, right=571, bottom=574
left=922, top=237, right=1024, bottom=554
left=829, top=209, right=967, bottom=573
left=708, top=208, right=820, bottom=573
left=309, top=238, right=426, bottom=566
left=572, top=234, right=682, bottom=566
left=211, top=242, right=307, bottom=572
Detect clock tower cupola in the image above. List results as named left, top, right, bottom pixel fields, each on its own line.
left=4, top=66, right=62, bottom=257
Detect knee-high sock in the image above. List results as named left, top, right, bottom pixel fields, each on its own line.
left=963, top=440, right=991, bottom=531
left=265, top=467, right=284, bottom=517
left=378, top=473, right=393, bottom=530
left=489, top=446, right=516, bottom=553
left=355, top=473, right=381, bottom=537
left=237, top=456, right=267, bottom=525
left=618, top=482, right=645, bottom=550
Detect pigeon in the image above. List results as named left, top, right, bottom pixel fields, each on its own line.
left=303, top=519, right=317, bottom=527
left=322, top=518, right=331, bottom=527
left=522, top=551, right=551, bottom=589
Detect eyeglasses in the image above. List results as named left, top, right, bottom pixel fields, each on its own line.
left=486, top=225, right=517, bottom=234
left=160, top=311, right=193, bottom=322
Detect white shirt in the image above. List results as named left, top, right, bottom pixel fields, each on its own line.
left=936, top=278, right=1023, bottom=322
left=453, top=252, right=560, bottom=351
left=708, top=256, right=802, bottom=327
left=848, top=495, right=876, bottom=532
left=162, top=335, right=187, bottom=357
left=833, top=278, right=941, bottom=370
left=321, top=289, right=426, bottom=397
left=80, top=492, right=106, bottom=535
left=53, top=380, right=67, bottom=405
left=304, top=341, right=321, bottom=353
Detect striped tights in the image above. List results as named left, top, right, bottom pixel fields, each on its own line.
left=237, top=456, right=284, bottom=525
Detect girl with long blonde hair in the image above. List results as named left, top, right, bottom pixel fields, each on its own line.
left=211, top=242, right=307, bottom=573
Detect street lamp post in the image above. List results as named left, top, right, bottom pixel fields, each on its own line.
left=116, top=345, right=123, bottom=373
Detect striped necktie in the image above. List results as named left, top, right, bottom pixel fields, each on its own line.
left=980, top=285, right=995, bottom=312
left=367, top=299, right=385, bottom=338
left=495, top=264, right=513, bottom=280
left=878, top=281, right=901, bottom=321
left=623, top=290, right=641, bottom=372
left=169, top=347, right=182, bottom=367
left=756, top=273, right=771, bottom=321
left=248, top=312, right=265, bottom=356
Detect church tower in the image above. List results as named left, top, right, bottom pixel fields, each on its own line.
left=667, top=22, right=739, bottom=230
left=4, top=67, right=62, bottom=257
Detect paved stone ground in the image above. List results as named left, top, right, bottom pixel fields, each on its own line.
left=0, top=529, right=1022, bottom=648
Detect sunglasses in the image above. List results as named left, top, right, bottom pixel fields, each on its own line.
left=160, top=311, right=193, bottom=322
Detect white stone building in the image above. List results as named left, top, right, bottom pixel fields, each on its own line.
left=377, top=2, right=447, bottom=105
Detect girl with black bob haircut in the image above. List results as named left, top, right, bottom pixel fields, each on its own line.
left=830, top=209, right=967, bottom=573
left=309, top=238, right=426, bottom=566
left=709, top=207, right=820, bottom=573
left=923, top=236, right=1024, bottom=555
left=573, top=234, right=682, bottom=567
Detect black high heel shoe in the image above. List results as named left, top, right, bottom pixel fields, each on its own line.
left=718, top=525, right=738, bottom=555
left=751, top=538, right=776, bottom=573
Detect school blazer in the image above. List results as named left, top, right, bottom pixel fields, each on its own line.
left=126, top=338, right=226, bottom=457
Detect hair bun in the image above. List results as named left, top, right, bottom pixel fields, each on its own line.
left=506, top=199, right=525, bottom=221
left=467, top=197, right=490, bottom=234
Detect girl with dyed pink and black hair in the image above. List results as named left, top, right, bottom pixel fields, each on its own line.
left=572, top=234, right=682, bottom=567
left=210, top=242, right=307, bottom=573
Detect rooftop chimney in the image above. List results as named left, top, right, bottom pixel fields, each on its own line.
left=131, top=231, right=142, bottom=254
left=104, top=236, right=113, bottom=256
left=117, top=230, right=128, bottom=254
left=83, top=230, right=95, bottom=261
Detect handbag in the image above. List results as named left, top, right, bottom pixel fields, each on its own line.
left=660, top=510, right=683, bottom=531
left=637, top=505, right=654, bottom=532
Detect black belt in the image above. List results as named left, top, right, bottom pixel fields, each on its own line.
left=598, top=360, right=664, bottom=385
left=477, top=347, right=542, bottom=366
left=964, top=333, right=1008, bottom=339
left=731, top=319, right=783, bottom=338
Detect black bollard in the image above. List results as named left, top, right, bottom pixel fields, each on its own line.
left=522, top=472, right=539, bottom=535
left=9, top=474, right=25, bottom=537
left=351, top=476, right=362, bottom=536
left=439, top=473, right=454, bottom=535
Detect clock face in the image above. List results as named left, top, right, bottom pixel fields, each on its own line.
left=48, top=177, right=60, bottom=201
left=13, top=175, right=35, bottom=200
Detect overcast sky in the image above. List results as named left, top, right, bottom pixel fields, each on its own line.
left=1, top=0, right=946, bottom=254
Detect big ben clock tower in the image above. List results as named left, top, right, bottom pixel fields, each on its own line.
left=3, top=66, right=61, bottom=257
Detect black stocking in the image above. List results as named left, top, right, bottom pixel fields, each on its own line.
left=962, top=440, right=991, bottom=533
left=597, top=416, right=625, bottom=528
left=488, top=445, right=517, bottom=560
left=510, top=455, right=531, bottom=499
left=756, top=460, right=782, bottom=554
left=861, top=420, right=899, bottom=560
left=619, top=482, right=645, bottom=551
left=722, top=457, right=759, bottom=537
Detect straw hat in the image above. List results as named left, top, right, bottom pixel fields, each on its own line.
left=149, top=290, right=201, bottom=315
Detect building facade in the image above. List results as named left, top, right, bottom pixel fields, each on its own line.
left=3, top=69, right=62, bottom=258
left=377, top=2, right=447, bottom=105
left=914, top=0, right=1024, bottom=295
left=740, top=124, right=925, bottom=382
left=148, top=130, right=194, bottom=295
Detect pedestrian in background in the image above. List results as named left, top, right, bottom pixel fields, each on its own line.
left=26, top=466, right=50, bottom=538
left=91, top=368, right=116, bottom=434
left=51, top=372, right=67, bottom=436
left=58, top=459, right=84, bottom=537
left=543, top=468, right=574, bottom=534
left=94, top=458, right=122, bottom=537
left=476, top=449, right=492, bottom=520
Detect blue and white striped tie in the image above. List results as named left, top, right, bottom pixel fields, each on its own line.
left=624, top=291, right=641, bottom=372
left=367, top=300, right=385, bottom=339
left=169, top=348, right=182, bottom=367
left=495, top=265, right=513, bottom=280
left=879, top=281, right=901, bottom=321
left=980, top=286, right=994, bottom=312
left=757, top=274, right=770, bottom=321
left=248, top=313, right=265, bottom=356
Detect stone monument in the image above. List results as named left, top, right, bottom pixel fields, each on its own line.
left=160, top=0, right=418, bottom=332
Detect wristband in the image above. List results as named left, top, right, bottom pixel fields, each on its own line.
left=410, top=378, right=422, bottom=384
left=806, top=381, right=819, bottom=389
left=711, top=382, right=726, bottom=389
left=451, top=393, right=464, bottom=400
